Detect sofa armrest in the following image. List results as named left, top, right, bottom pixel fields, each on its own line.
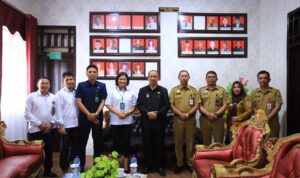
left=3, top=140, right=44, bottom=157
left=212, top=164, right=270, bottom=178
left=194, top=146, right=233, bottom=162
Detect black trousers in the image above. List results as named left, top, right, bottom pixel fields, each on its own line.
left=59, top=127, right=79, bottom=171
left=142, top=126, right=165, bottom=168
left=78, top=118, right=102, bottom=171
left=28, top=130, right=54, bottom=173
left=110, top=124, right=132, bottom=158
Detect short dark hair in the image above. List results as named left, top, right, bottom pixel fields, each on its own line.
left=206, top=71, right=217, bottom=77
left=37, top=76, right=50, bottom=84
left=178, top=70, right=190, bottom=77
left=86, top=64, right=98, bottom=71
left=115, top=72, right=130, bottom=86
left=185, top=40, right=189, bottom=43
left=257, top=70, right=270, bottom=78
left=62, top=71, right=74, bottom=78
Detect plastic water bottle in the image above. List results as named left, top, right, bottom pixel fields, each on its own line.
left=70, top=156, right=80, bottom=178
left=130, top=155, right=138, bottom=175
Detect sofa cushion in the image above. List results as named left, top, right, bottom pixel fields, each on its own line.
left=194, top=159, right=228, bottom=178
left=3, top=143, right=43, bottom=157
left=0, top=154, right=43, bottom=178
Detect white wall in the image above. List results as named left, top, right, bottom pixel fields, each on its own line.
left=7, top=0, right=300, bottom=152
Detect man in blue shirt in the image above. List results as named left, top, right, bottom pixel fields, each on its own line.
left=75, top=64, right=107, bottom=171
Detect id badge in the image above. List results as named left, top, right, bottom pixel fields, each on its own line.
left=267, top=102, right=272, bottom=110
left=215, top=99, right=220, bottom=107
left=95, top=97, right=99, bottom=103
left=120, top=102, right=125, bottom=110
left=189, top=98, right=194, bottom=106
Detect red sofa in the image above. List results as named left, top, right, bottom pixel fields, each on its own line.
left=193, top=110, right=270, bottom=178
left=211, top=133, right=300, bottom=178
left=0, top=121, right=44, bottom=178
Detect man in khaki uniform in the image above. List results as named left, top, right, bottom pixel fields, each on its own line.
left=250, top=70, right=283, bottom=138
left=198, top=71, right=230, bottom=145
left=170, top=70, right=200, bottom=174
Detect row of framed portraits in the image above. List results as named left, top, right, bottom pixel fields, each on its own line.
left=178, top=37, right=247, bottom=58
left=90, top=59, right=160, bottom=80
left=90, top=36, right=160, bottom=56
left=178, top=13, right=247, bottom=33
left=90, top=12, right=160, bottom=33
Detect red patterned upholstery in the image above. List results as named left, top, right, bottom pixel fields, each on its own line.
left=193, top=110, right=270, bottom=178
left=211, top=133, right=300, bottom=178
left=0, top=121, right=44, bottom=178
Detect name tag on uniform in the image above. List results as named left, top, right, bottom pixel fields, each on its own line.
left=267, top=102, right=272, bottom=110
left=189, top=98, right=194, bottom=106
left=246, top=101, right=251, bottom=107
left=95, top=96, right=99, bottom=103
left=120, top=102, right=125, bottom=110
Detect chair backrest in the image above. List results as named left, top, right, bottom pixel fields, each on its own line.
left=231, top=110, right=270, bottom=161
left=267, top=134, right=300, bottom=178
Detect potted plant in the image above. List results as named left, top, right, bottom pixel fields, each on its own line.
left=81, top=151, right=119, bottom=178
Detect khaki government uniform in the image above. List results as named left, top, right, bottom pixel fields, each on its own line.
left=198, top=86, right=230, bottom=145
left=250, top=87, right=283, bottom=138
left=234, top=96, right=253, bottom=122
left=170, top=85, right=200, bottom=167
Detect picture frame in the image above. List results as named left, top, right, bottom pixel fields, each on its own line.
left=89, top=59, right=161, bottom=80
left=178, top=13, right=247, bottom=34
left=178, top=37, right=247, bottom=58
left=90, top=35, right=160, bottom=56
left=90, top=12, right=160, bottom=33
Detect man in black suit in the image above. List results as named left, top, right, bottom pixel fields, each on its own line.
left=137, top=70, right=170, bottom=176
left=233, top=41, right=244, bottom=52
left=220, top=17, right=231, bottom=30
left=93, top=40, right=104, bottom=53
left=132, top=39, right=144, bottom=51
left=233, top=16, right=244, bottom=29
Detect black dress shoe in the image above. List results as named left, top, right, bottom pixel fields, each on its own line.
left=158, top=168, right=166, bottom=176
left=143, top=167, right=149, bottom=174
left=174, top=166, right=183, bottom=174
left=44, top=171, right=57, bottom=177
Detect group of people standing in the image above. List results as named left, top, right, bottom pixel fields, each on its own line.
left=24, top=64, right=282, bottom=177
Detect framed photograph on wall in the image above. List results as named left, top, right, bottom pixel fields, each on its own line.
left=90, top=36, right=160, bottom=56
left=132, top=15, right=144, bottom=30
left=91, top=15, right=105, bottom=30
left=106, top=38, right=118, bottom=53
left=145, top=15, right=158, bottom=30
left=194, top=40, right=206, bottom=55
left=90, top=59, right=160, bottom=80
left=132, top=62, right=145, bottom=77
left=132, top=38, right=145, bottom=53
left=178, top=37, right=247, bottom=58
left=118, top=61, right=132, bottom=76
left=106, top=14, right=120, bottom=30
left=90, top=12, right=160, bottom=33
left=105, top=61, right=118, bottom=77
left=178, top=13, right=247, bottom=34
left=180, top=39, right=193, bottom=55
left=179, top=15, right=193, bottom=30
left=92, top=38, right=105, bottom=53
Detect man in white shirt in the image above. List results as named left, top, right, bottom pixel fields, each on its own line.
left=145, top=16, right=157, bottom=30
left=55, top=71, right=79, bottom=172
left=24, top=77, right=57, bottom=177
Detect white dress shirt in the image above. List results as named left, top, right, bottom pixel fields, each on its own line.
left=55, top=87, right=79, bottom=128
left=24, top=91, right=56, bottom=133
left=105, top=87, right=137, bottom=125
